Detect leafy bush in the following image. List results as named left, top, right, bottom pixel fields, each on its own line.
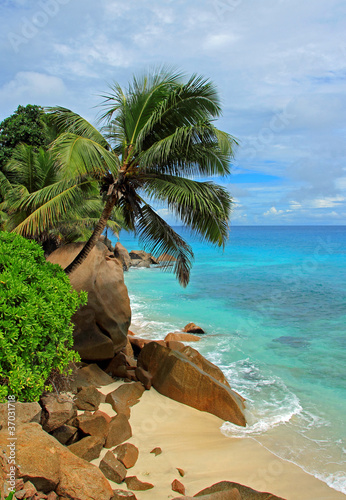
left=0, top=232, right=87, bottom=402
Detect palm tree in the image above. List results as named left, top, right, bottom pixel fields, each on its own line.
left=47, top=69, right=237, bottom=286
left=0, top=143, right=123, bottom=250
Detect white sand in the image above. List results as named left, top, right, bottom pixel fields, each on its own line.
left=93, top=382, right=345, bottom=500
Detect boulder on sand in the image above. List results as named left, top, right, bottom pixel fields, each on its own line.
left=0, top=423, right=113, bottom=499
left=194, top=481, right=286, bottom=499
left=138, top=343, right=246, bottom=426
left=47, top=242, right=131, bottom=361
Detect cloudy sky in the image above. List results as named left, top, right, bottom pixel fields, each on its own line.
left=0, top=0, right=345, bottom=225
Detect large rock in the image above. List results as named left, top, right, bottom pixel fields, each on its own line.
left=51, top=424, right=78, bottom=445
left=105, top=414, right=132, bottom=448
left=165, top=332, right=201, bottom=342
left=75, top=413, right=109, bottom=439
left=68, top=435, right=104, bottom=462
left=40, top=393, right=77, bottom=433
left=105, top=383, right=145, bottom=416
left=47, top=242, right=131, bottom=361
left=99, top=451, right=127, bottom=483
left=129, top=250, right=157, bottom=266
left=114, top=243, right=131, bottom=271
left=0, top=423, right=113, bottom=499
left=183, top=322, right=205, bottom=334
left=175, top=345, right=231, bottom=388
left=174, top=491, right=241, bottom=500
left=114, top=443, right=139, bottom=469
left=194, top=481, right=286, bottom=499
left=71, top=364, right=115, bottom=390
left=137, top=343, right=246, bottom=426
left=75, top=386, right=103, bottom=411
left=0, top=402, right=41, bottom=430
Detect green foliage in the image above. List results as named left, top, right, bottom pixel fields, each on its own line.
left=0, top=105, right=49, bottom=173
left=0, top=232, right=87, bottom=402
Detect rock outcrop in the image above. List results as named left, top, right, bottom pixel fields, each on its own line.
left=114, top=242, right=131, bottom=271
left=138, top=342, right=246, bottom=426
left=194, top=481, right=286, bottom=499
left=0, top=423, right=113, bottom=499
left=47, top=242, right=131, bottom=361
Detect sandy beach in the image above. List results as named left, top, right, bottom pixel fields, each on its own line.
left=93, top=381, right=345, bottom=500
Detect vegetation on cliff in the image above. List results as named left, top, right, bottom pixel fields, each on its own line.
left=0, top=232, right=87, bottom=401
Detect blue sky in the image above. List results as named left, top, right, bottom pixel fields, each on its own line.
left=0, top=0, right=345, bottom=225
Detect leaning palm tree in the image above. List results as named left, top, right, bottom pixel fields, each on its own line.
left=1, top=143, right=124, bottom=248
left=47, top=69, right=237, bottom=286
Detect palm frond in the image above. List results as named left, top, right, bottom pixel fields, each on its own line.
left=9, top=178, right=97, bottom=237
left=46, top=107, right=110, bottom=148
left=143, top=174, right=232, bottom=247
left=135, top=203, right=194, bottom=287
left=0, top=171, right=12, bottom=198
left=50, top=133, right=120, bottom=178
left=138, top=122, right=234, bottom=177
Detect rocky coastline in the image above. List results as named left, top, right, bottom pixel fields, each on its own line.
left=1, top=241, right=345, bottom=500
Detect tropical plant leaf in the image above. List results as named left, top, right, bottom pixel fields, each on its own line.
left=46, top=106, right=110, bottom=148
left=142, top=174, right=232, bottom=247
left=135, top=203, right=194, bottom=287
left=51, top=133, right=120, bottom=179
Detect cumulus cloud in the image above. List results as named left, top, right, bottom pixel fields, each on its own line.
left=0, top=72, right=66, bottom=111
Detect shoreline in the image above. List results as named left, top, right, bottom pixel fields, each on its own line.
left=94, top=380, right=345, bottom=500
left=128, top=320, right=346, bottom=498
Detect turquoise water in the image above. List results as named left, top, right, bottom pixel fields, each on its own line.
left=110, top=226, right=346, bottom=493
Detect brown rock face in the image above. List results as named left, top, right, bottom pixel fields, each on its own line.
left=68, top=435, right=104, bottom=462
left=178, top=346, right=231, bottom=388
left=47, top=242, right=131, bottom=361
left=75, top=413, right=109, bottom=439
left=71, top=363, right=115, bottom=390
left=164, top=333, right=201, bottom=342
left=124, top=476, right=154, bottom=491
left=40, top=394, right=77, bottom=433
left=174, top=490, right=241, bottom=499
left=172, top=479, right=185, bottom=495
left=0, top=423, right=113, bottom=499
left=51, top=424, right=78, bottom=445
left=0, top=402, right=41, bottom=429
left=105, top=383, right=145, bottom=415
left=138, top=343, right=246, bottom=426
left=183, top=322, right=205, bottom=334
left=114, top=443, right=139, bottom=469
left=100, top=451, right=127, bottom=484
left=194, top=481, right=286, bottom=499
left=135, top=367, right=152, bottom=390
left=106, top=353, right=130, bottom=379
left=75, top=386, right=102, bottom=411
left=105, top=414, right=132, bottom=448
left=114, top=242, right=131, bottom=271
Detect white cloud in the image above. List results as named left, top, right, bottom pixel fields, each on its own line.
left=0, top=72, right=66, bottom=110
left=263, top=207, right=285, bottom=217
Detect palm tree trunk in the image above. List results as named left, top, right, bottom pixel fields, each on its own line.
left=64, top=194, right=117, bottom=275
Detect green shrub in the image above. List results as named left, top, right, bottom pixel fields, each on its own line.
left=0, top=232, right=87, bottom=402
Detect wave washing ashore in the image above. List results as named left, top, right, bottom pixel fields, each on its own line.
left=110, top=225, right=346, bottom=495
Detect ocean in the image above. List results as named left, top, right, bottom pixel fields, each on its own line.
left=109, top=225, right=346, bottom=494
